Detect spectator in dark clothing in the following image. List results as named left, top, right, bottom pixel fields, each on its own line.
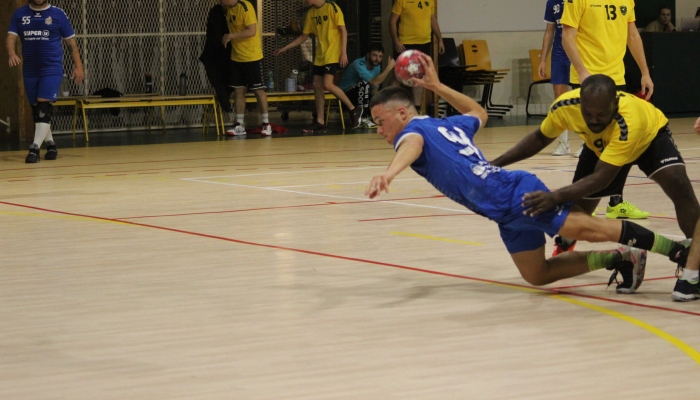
left=199, top=3, right=233, bottom=113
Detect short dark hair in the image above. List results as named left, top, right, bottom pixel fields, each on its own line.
left=658, top=6, right=671, bottom=14
left=580, top=74, right=617, bottom=101
left=369, top=86, right=414, bottom=109
left=367, top=43, right=384, bottom=54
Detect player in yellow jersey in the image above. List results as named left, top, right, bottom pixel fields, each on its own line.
left=490, top=75, right=699, bottom=254
left=560, top=0, right=653, bottom=219
left=221, top=0, right=273, bottom=136
left=274, top=0, right=362, bottom=133
left=390, top=0, right=444, bottom=111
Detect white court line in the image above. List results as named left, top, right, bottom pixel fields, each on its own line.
left=184, top=177, right=472, bottom=214
left=270, top=178, right=424, bottom=189
left=183, top=166, right=386, bottom=180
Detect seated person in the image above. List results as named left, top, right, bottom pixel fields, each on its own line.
left=645, top=6, right=676, bottom=32
left=338, top=43, right=395, bottom=127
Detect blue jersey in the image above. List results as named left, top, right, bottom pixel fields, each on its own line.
left=395, top=115, right=537, bottom=223
left=543, top=0, right=567, bottom=60
left=338, top=57, right=381, bottom=92
left=8, top=5, right=75, bottom=77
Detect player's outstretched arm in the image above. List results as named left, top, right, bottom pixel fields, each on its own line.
left=274, top=33, right=310, bottom=56
left=365, top=134, right=424, bottom=199
left=411, top=54, right=487, bottom=125
left=490, top=127, right=554, bottom=168
left=6, top=34, right=21, bottom=67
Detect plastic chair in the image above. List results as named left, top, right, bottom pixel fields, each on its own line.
left=526, top=49, right=551, bottom=118
left=461, top=40, right=512, bottom=117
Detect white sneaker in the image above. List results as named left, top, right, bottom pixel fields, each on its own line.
left=261, top=123, right=272, bottom=136
left=551, top=140, right=570, bottom=156
left=573, top=145, right=583, bottom=158
left=226, top=123, right=246, bottom=136
left=363, top=118, right=377, bottom=128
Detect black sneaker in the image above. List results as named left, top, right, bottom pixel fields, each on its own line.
left=606, top=247, right=647, bottom=294
left=25, top=147, right=40, bottom=164
left=45, top=143, right=58, bottom=160
left=671, top=279, right=700, bottom=302
left=350, top=107, right=363, bottom=129
left=302, top=122, right=326, bottom=133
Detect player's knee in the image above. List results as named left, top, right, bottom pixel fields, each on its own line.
left=520, top=270, right=551, bottom=286
left=33, top=102, right=53, bottom=124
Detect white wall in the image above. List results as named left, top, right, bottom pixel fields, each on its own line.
left=676, top=0, right=699, bottom=20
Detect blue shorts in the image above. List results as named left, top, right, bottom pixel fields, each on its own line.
left=550, top=56, right=571, bottom=86
left=24, top=75, right=63, bottom=104
left=497, top=173, right=572, bottom=254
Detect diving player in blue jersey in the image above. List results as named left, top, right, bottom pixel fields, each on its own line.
left=7, top=0, right=84, bottom=163
left=364, top=54, right=687, bottom=293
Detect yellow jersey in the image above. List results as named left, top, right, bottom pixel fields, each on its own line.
left=226, top=0, right=263, bottom=62
left=540, top=89, right=668, bottom=167
left=560, top=0, right=635, bottom=85
left=392, top=0, right=435, bottom=45
left=303, top=1, right=346, bottom=66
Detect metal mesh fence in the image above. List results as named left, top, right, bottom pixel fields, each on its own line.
left=49, top=0, right=360, bottom=133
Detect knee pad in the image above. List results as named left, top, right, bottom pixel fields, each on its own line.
left=33, top=102, right=53, bottom=124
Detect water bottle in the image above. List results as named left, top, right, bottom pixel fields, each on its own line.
left=267, top=70, right=275, bottom=92
left=145, top=73, right=153, bottom=93
left=179, top=72, right=187, bottom=96
left=60, top=74, right=70, bottom=97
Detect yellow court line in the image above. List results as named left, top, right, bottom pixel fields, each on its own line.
left=391, top=231, right=483, bottom=246
left=554, top=295, right=700, bottom=365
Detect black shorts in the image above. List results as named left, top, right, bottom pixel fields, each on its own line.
left=230, top=59, right=265, bottom=90
left=393, top=42, right=431, bottom=60
left=344, top=80, right=371, bottom=109
left=312, top=63, right=340, bottom=77
left=573, top=126, right=684, bottom=199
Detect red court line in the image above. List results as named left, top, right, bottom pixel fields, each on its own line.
left=358, top=213, right=475, bottom=222
left=116, top=195, right=447, bottom=220
left=2, top=200, right=699, bottom=317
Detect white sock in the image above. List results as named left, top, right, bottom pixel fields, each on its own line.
left=45, top=127, right=54, bottom=144
left=261, top=113, right=269, bottom=124
left=33, top=122, right=51, bottom=147
left=682, top=268, right=699, bottom=281
left=236, top=114, right=245, bottom=126
left=559, top=130, right=568, bottom=143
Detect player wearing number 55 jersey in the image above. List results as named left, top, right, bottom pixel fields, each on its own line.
left=7, top=0, right=84, bottom=163
left=366, top=54, right=688, bottom=295
left=561, top=0, right=653, bottom=98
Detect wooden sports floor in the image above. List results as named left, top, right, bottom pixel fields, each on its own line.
left=2, top=118, right=699, bottom=399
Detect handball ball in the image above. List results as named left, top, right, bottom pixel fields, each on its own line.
left=394, top=49, right=426, bottom=87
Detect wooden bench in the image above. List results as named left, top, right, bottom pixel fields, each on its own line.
left=211, top=91, right=345, bottom=132
left=71, top=94, right=220, bottom=142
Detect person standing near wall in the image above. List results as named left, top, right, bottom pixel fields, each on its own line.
left=540, top=0, right=574, bottom=156
left=6, top=0, right=84, bottom=163
left=200, top=1, right=233, bottom=124
left=390, top=0, right=444, bottom=113
left=274, top=0, right=362, bottom=133
left=221, top=0, right=273, bottom=136
left=559, top=0, right=651, bottom=221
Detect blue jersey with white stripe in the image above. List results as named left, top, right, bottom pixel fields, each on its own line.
left=544, top=0, right=567, bottom=60
left=394, top=115, right=534, bottom=222
left=8, top=5, right=75, bottom=77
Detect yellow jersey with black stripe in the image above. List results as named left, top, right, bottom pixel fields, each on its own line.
left=392, top=0, right=435, bottom=45
left=540, top=89, right=668, bottom=167
left=226, top=0, right=263, bottom=62
left=303, top=1, right=346, bottom=66
left=560, top=0, right=635, bottom=85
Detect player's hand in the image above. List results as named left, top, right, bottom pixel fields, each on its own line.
left=72, top=66, right=85, bottom=85
left=222, top=34, right=233, bottom=48
left=8, top=54, right=21, bottom=67
left=438, top=39, right=445, bottom=55
left=538, top=61, right=547, bottom=79
left=340, top=53, right=348, bottom=68
left=640, top=74, right=654, bottom=100
left=386, top=57, right=396, bottom=70
left=694, top=117, right=700, bottom=135
left=365, top=173, right=393, bottom=199
left=273, top=48, right=285, bottom=57
left=521, top=191, right=557, bottom=217
left=394, top=41, right=406, bottom=54
left=410, top=53, right=439, bottom=91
